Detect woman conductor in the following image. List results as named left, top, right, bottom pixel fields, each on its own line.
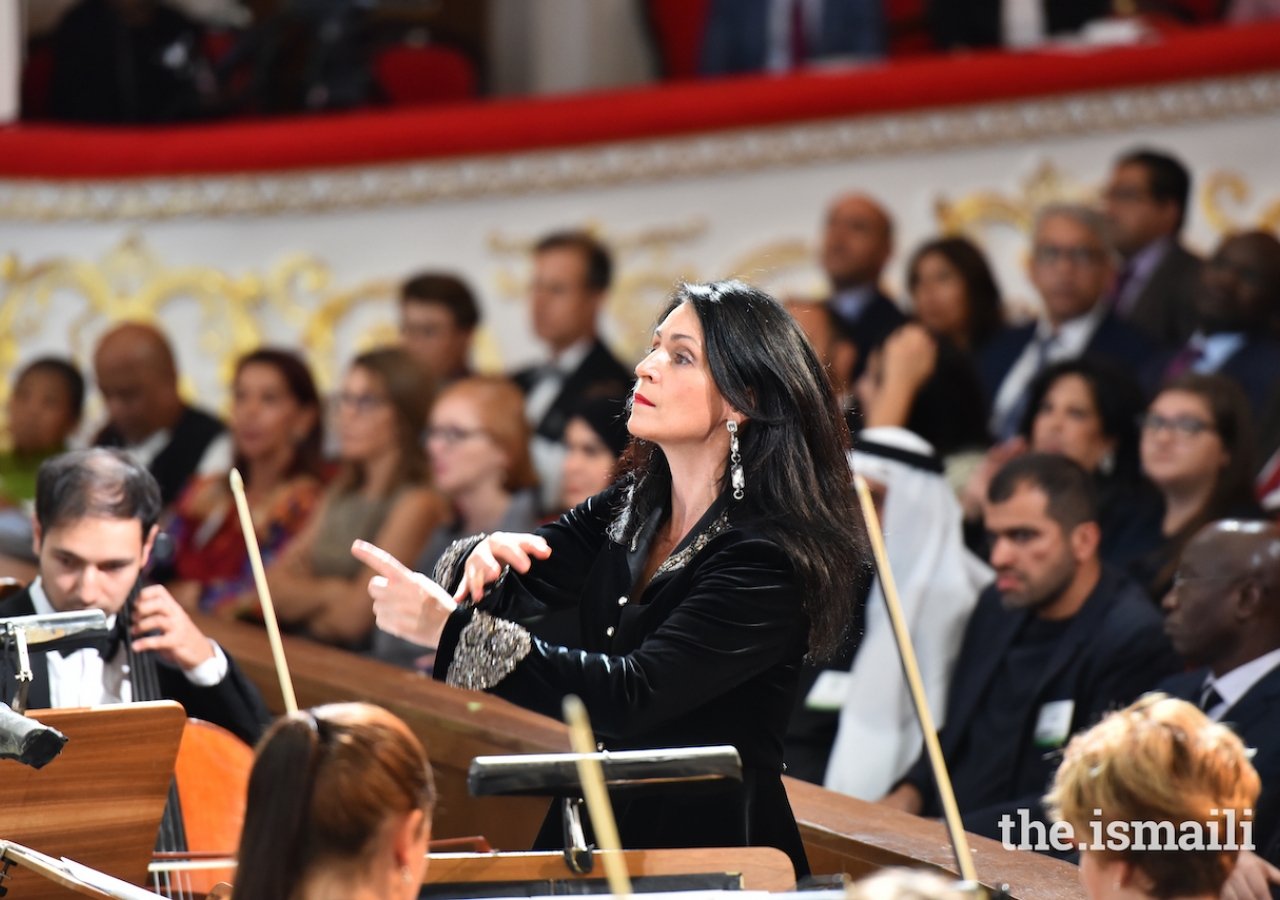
left=353, top=281, right=867, bottom=876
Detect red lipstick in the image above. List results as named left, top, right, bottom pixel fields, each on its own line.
left=634, top=393, right=655, bottom=407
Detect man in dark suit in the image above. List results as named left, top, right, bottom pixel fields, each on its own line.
left=0, top=448, right=270, bottom=746
left=701, top=0, right=884, bottom=75
left=821, top=193, right=906, bottom=381
left=880, top=453, right=1178, bottom=843
left=1145, top=231, right=1280, bottom=422
left=93, top=322, right=229, bottom=508
left=1158, top=519, right=1280, bottom=876
left=1102, top=149, right=1202, bottom=347
left=399, top=271, right=480, bottom=387
left=514, top=231, right=631, bottom=511
left=978, top=204, right=1155, bottom=440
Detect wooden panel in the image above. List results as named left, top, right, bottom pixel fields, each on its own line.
left=201, top=617, right=1084, bottom=898
left=0, top=702, right=187, bottom=900
left=425, top=848, right=796, bottom=893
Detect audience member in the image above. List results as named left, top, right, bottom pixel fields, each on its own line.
left=822, top=425, right=992, bottom=799
left=1046, top=695, right=1259, bottom=900
left=0, top=358, right=85, bottom=580
left=559, top=396, right=629, bottom=512
left=0, top=448, right=271, bottom=746
left=1257, top=388, right=1280, bottom=513
left=93, top=322, right=231, bottom=507
left=48, top=0, right=213, bottom=123
left=789, top=300, right=861, bottom=430
left=1133, top=374, right=1262, bottom=600
left=399, top=273, right=480, bottom=386
left=267, top=349, right=445, bottom=649
left=372, top=377, right=539, bottom=669
left=514, top=231, right=631, bottom=512
left=167, top=350, right=325, bottom=618
left=963, top=358, right=1164, bottom=569
left=855, top=323, right=991, bottom=469
left=821, top=193, right=906, bottom=379
left=845, top=868, right=972, bottom=900
left=1146, top=231, right=1280, bottom=422
left=978, top=204, right=1155, bottom=441
left=905, top=236, right=1005, bottom=355
left=700, top=0, right=884, bottom=76
left=1158, top=520, right=1280, bottom=862
left=880, top=453, right=1178, bottom=841
left=929, top=0, right=1110, bottom=48
left=234, top=703, right=435, bottom=900
left=1102, top=148, right=1202, bottom=346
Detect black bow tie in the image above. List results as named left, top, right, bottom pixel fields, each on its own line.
left=51, top=614, right=129, bottom=661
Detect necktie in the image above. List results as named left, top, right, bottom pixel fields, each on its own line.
left=1198, top=682, right=1224, bottom=713
left=1108, top=260, right=1137, bottom=315
left=998, top=333, right=1054, bottom=440
left=1163, top=343, right=1204, bottom=381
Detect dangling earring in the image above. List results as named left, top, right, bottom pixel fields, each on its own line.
left=402, top=866, right=413, bottom=884
left=727, top=420, right=744, bottom=500
left=1099, top=449, right=1116, bottom=477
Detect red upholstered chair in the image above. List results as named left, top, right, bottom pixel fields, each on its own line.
left=373, top=43, right=478, bottom=107
left=647, top=0, right=713, bottom=79
left=19, top=40, right=54, bottom=120
left=885, top=0, right=934, bottom=55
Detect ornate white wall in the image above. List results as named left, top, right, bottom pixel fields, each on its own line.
left=3, top=71, right=1280, bottom=439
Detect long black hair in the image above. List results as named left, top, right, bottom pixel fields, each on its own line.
left=615, top=281, right=868, bottom=660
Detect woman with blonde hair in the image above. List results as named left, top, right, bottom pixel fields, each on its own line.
left=233, top=702, right=435, bottom=900
left=372, top=376, right=539, bottom=669
left=1046, top=694, right=1260, bottom=900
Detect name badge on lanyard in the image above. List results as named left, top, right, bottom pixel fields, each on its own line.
left=1034, top=699, right=1075, bottom=748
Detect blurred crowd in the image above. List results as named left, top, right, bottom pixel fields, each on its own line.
left=4, top=143, right=1280, bottom=885
left=17, top=0, right=1280, bottom=122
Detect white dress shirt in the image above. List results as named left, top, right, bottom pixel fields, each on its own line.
left=116, top=428, right=233, bottom=478
left=990, top=299, right=1109, bottom=438
left=1201, top=647, right=1280, bottom=722
left=525, top=338, right=594, bottom=511
left=29, top=577, right=227, bottom=708
left=1188, top=331, right=1247, bottom=375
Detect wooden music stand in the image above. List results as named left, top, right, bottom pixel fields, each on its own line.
left=0, top=702, right=187, bottom=900
left=424, top=847, right=796, bottom=893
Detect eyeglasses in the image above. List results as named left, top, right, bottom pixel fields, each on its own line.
left=425, top=426, right=488, bottom=446
left=1139, top=413, right=1215, bottom=438
left=1032, top=245, right=1104, bottom=268
left=332, top=392, right=389, bottom=416
left=1103, top=186, right=1153, bottom=205
left=1171, top=572, right=1241, bottom=591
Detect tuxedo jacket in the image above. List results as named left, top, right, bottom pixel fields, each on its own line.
left=0, top=587, right=272, bottom=746
left=929, top=0, right=1111, bottom=48
left=700, top=0, right=884, bottom=75
left=1158, top=661, right=1280, bottom=855
left=827, top=289, right=908, bottom=380
left=513, top=339, right=632, bottom=443
left=976, top=311, right=1157, bottom=406
left=1125, top=242, right=1201, bottom=349
left=900, top=567, right=1179, bottom=841
left=1144, top=335, right=1280, bottom=421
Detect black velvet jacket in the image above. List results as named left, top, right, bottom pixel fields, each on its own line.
left=432, top=485, right=812, bottom=876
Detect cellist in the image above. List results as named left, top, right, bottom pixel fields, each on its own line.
left=0, top=447, right=270, bottom=745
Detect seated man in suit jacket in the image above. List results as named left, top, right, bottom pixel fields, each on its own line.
left=700, top=0, right=884, bottom=76
left=0, top=448, right=271, bottom=746
left=1159, top=519, right=1280, bottom=872
left=1102, top=148, right=1202, bottom=347
left=821, top=193, right=906, bottom=381
left=514, top=231, right=631, bottom=511
left=978, top=204, right=1155, bottom=440
left=880, top=453, right=1178, bottom=843
left=1144, top=231, right=1280, bottom=423
left=93, top=322, right=230, bottom=508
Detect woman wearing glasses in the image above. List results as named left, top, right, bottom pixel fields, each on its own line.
left=352, top=281, right=866, bottom=877
left=1132, top=373, right=1263, bottom=599
left=267, top=348, right=446, bottom=649
left=372, top=376, right=540, bottom=669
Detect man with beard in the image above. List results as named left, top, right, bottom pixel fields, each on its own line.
left=879, top=453, right=1177, bottom=844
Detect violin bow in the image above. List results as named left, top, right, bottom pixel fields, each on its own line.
left=853, top=474, right=978, bottom=884
left=229, top=468, right=299, bottom=714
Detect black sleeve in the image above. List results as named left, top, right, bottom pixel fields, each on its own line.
left=158, top=654, right=273, bottom=747
left=435, top=537, right=807, bottom=742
